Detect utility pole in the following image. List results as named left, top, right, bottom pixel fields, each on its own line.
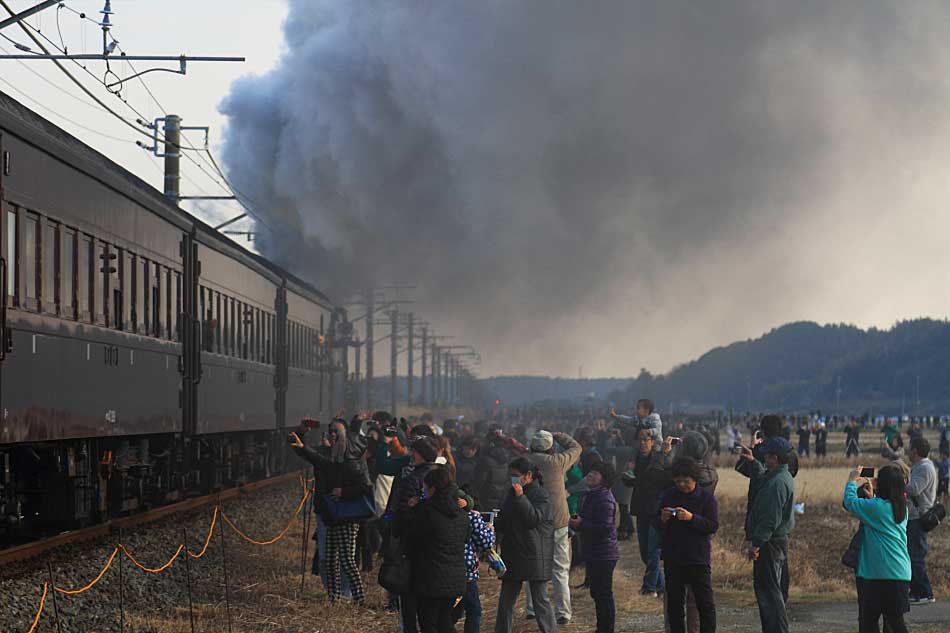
left=433, top=345, right=441, bottom=406
left=364, top=288, right=374, bottom=410
left=916, top=374, right=921, bottom=414
left=407, top=313, right=414, bottom=407
left=163, top=115, right=181, bottom=201
left=835, top=375, right=841, bottom=418
left=390, top=308, right=398, bottom=416
left=354, top=340, right=361, bottom=410
left=420, top=326, right=428, bottom=407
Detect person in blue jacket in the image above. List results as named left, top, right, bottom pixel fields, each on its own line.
left=842, top=464, right=912, bottom=633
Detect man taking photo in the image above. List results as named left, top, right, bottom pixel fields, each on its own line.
left=738, top=436, right=795, bottom=633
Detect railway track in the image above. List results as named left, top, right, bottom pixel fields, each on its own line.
left=0, top=471, right=302, bottom=566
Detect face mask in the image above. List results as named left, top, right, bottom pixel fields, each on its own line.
left=511, top=476, right=522, bottom=486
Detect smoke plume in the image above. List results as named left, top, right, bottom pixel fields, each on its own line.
left=220, top=1, right=950, bottom=377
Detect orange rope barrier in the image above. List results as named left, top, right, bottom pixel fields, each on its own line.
left=221, top=490, right=309, bottom=546
left=186, top=506, right=219, bottom=560
left=120, top=543, right=185, bottom=574
left=24, top=582, right=47, bottom=633
left=54, top=547, right=119, bottom=595
left=17, top=480, right=309, bottom=630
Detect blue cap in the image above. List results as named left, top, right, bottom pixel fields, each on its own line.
left=760, top=436, right=793, bottom=457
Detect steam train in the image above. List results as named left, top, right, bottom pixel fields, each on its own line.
left=0, top=90, right=352, bottom=546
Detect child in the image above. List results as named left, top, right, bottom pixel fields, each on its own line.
left=936, top=449, right=950, bottom=506
left=454, top=489, right=495, bottom=633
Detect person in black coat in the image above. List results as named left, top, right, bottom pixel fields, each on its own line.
left=389, top=436, right=441, bottom=633
left=407, top=467, right=472, bottom=633
left=472, top=436, right=513, bottom=511
left=493, top=457, right=556, bottom=633
left=289, top=419, right=371, bottom=605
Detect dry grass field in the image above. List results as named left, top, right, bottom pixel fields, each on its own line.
left=72, top=460, right=950, bottom=632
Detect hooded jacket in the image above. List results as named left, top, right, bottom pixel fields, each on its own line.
left=495, top=480, right=555, bottom=582
left=681, top=430, right=719, bottom=493
left=472, top=444, right=513, bottom=511
left=527, top=432, right=582, bottom=529
left=743, top=461, right=795, bottom=548
left=407, top=489, right=472, bottom=598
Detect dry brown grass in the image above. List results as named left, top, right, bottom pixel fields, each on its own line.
left=121, top=463, right=950, bottom=632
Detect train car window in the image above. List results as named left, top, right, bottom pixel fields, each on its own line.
left=6, top=207, right=17, bottom=307
left=99, top=242, right=110, bottom=325
left=235, top=299, right=243, bottom=359
left=164, top=268, right=171, bottom=339
left=227, top=296, right=234, bottom=356
left=42, top=221, right=57, bottom=314
left=130, top=254, right=138, bottom=332
left=141, top=257, right=150, bottom=334
left=264, top=314, right=274, bottom=365
left=78, top=234, right=91, bottom=321
left=62, top=228, right=75, bottom=318
left=151, top=262, right=161, bottom=338
left=255, top=308, right=262, bottom=362
left=174, top=272, right=181, bottom=341
left=304, top=326, right=310, bottom=371
left=108, top=245, right=120, bottom=328
left=23, top=213, right=38, bottom=310
left=121, top=251, right=132, bottom=331
left=215, top=292, right=222, bottom=354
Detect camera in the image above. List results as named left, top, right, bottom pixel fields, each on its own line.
left=670, top=437, right=682, bottom=446
left=730, top=445, right=743, bottom=454
left=668, top=507, right=678, bottom=517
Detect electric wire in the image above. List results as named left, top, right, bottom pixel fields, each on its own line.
left=3, top=1, right=272, bottom=235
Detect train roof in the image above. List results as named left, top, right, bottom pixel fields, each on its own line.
left=0, top=89, right=337, bottom=312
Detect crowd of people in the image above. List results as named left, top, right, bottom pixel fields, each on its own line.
left=286, top=402, right=945, bottom=633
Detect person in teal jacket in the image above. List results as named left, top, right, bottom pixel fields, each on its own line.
left=843, top=464, right=911, bottom=633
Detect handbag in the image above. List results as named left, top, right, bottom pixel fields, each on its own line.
left=841, top=525, right=862, bottom=569
left=378, top=533, right=411, bottom=594
left=919, top=502, right=946, bottom=532
left=323, top=494, right=375, bottom=524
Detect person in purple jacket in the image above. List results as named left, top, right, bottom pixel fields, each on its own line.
left=569, top=461, right=620, bottom=633
left=657, top=457, right=719, bottom=633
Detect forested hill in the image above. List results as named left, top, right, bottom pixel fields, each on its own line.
left=485, top=319, right=950, bottom=414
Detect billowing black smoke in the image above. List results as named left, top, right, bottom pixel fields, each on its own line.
left=220, top=1, right=950, bottom=376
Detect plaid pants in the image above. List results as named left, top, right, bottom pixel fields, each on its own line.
left=326, top=522, right=364, bottom=604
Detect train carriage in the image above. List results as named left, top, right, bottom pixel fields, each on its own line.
left=0, top=90, right=344, bottom=545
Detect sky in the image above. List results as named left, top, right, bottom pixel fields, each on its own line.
left=5, top=2, right=950, bottom=380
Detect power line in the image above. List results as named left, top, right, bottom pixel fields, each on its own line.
left=0, top=74, right=134, bottom=143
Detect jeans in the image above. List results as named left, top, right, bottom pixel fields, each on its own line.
left=664, top=563, right=716, bottom=633
left=316, top=517, right=352, bottom=598
left=618, top=503, right=634, bottom=537
left=495, top=579, right=555, bottom=633
left=417, top=597, right=456, bottom=633
left=636, top=514, right=664, bottom=592
left=753, top=537, right=788, bottom=633
left=588, top=559, right=617, bottom=633
left=907, top=519, right=933, bottom=599
left=453, top=581, right=482, bottom=633
left=525, top=527, right=572, bottom=620
left=798, top=444, right=809, bottom=457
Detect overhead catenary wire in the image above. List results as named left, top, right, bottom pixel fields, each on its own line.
left=2, top=0, right=272, bottom=236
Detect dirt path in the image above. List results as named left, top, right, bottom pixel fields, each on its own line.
left=613, top=592, right=950, bottom=632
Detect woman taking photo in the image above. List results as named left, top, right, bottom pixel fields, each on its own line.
left=569, top=461, right=620, bottom=633
left=842, top=464, right=912, bottom=633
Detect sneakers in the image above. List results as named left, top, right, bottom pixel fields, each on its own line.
left=909, top=596, right=936, bottom=605
left=640, top=588, right=658, bottom=598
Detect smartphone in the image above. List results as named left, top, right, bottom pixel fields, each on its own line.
left=860, top=467, right=875, bottom=478
left=481, top=511, right=496, bottom=525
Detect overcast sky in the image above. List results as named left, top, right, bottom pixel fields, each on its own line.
left=5, top=1, right=950, bottom=379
